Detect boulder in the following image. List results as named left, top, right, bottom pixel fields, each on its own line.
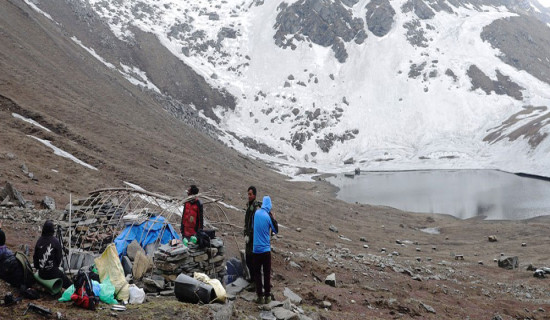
left=498, top=256, right=519, bottom=270
left=42, top=196, right=56, bottom=210
left=328, top=225, right=338, bottom=233
left=325, top=273, right=336, bottom=287
left=272, top=307, right=299, bottom=320
left=0, top=182, right=26, bottom=207
left=283, top=287, right=302, bottom=304
left=488, top=235, right=498, bottom=242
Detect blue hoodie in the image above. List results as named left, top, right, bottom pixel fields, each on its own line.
left=253, top=196, right=278, bottom=254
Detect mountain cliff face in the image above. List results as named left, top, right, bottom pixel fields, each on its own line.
left=20, top=0, right=550, bottom=175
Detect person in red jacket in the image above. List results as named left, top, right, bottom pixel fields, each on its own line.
left=181, top=185, right=204, bottom=239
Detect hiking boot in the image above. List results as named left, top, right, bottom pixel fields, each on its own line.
left=264, top=295, right=272, bottom=304
left=255, top=295, right=264, bottom=304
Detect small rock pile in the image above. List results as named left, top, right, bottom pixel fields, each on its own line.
left=149, top=238, right=226, bottom=288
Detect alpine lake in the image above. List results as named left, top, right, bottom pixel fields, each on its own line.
left=327, top=170, right=550, bottom=220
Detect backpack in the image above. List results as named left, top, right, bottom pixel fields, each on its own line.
left=14, top=252, right=35, bottom=287
left=195, top=229, right=215, bottom=249
left=71, top=270, right=99, bottom=310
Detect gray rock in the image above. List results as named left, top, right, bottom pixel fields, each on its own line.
left=210, top=238, right=224, bottom=248
left=343, top=157, right=354, bottom=165
left=498, top=256, right=519, bottom=270
left=467, top=65, right=523, bottom=101
left=421, top=302, right=436, bottom=313
left=366, top=0, right=396, bottom=37
left=325, top=273, right=336, bottom=287
left=272, top=307, right=299, bottom=320
left=42, top=196, right=56, bottom=210
left=283, top=298, right=292, bottom=310
left=212, top=301, right=233, bottom=320
left=341, top=0, right=359, bottom=7
left=402, top=0, right=435, bottom=19
left=289, top=261, right=302, bottom=270
left=273, top=0, right=367, bottom=63
left=240, top=291, right=257, bottom=302
left=322, top=301, right=332, bottom=308
left=143, top=275, right=165, bottom=291
left=283, top=287, right=302, bottom=304
left=329, top=225, right=338, bottom=233
left=261, top=300, right=284, bottom=311
left=0, top=182, right=27, bottom=207
left=403, top=20, right=428, bottom=48
left=225, top=277, right=249, bottom=295
left=260, top=311, right=277, bottom=320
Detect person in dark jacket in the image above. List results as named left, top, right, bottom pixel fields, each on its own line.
left=181, top=185, right=204, bottom=239
left=244, top=186, right=261, bottom=290
left=33, top=220, right=71, bottom=289
left=0, top=222, right=22, bottom=287
left=252, top=196, right=278, bottom=304
left=0, top=222, right=36, bottom=293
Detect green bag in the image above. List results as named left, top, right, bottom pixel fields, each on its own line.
left=99, top=276, right=117, bottom=304
left=58, top=284, right=75, bottom=302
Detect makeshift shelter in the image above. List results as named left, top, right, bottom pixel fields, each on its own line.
left=56, top=187, right=231, bottom=274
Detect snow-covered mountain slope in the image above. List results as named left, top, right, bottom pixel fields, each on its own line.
left=25, top=0, right=550, bottom=176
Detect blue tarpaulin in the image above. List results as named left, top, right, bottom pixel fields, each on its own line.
left=114, top=215, right=180, bottom=256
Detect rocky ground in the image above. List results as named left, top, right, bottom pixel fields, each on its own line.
left=1, top=195, right=550, bottom=320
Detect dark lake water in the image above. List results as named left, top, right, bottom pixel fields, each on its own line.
left=327, top=170, right=550, bottom=220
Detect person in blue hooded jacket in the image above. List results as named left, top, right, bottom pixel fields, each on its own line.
left=252, top=196, right=278, bottom=304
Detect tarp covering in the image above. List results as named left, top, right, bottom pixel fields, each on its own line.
left=114, top=215, right=180, bottom=256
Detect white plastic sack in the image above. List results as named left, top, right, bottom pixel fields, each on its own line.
left=128, top=284, right=146, bottom=304
left=194, top=272, right=226, bottom=303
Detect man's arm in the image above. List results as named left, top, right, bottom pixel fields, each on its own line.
left=269, top=211, right=278, bottom=234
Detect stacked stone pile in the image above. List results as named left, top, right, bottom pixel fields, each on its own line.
left=152, top=238, right=226, bottom=284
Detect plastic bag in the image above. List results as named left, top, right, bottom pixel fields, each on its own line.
left=58, top=284, right=75, bottom=302
left=194, top=272, right=226, bottom=303
left=99, top=275, right=118, bottom=304
left=92, top=280, right=101, bottom=296
left=94, top=243, right=129, bottom=301
left=128, top=284, right=146, bottom=304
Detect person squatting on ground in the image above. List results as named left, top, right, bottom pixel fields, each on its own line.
left=244, top=186, right=261, bottom=290
left=33, top=220, right=72, bottom=289
left=181, top=184, right=204, bottom=239
left=252, top=196, right=278, bottom=304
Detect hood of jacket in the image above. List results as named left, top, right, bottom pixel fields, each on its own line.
left=261, top=196, right=272, bottom=213
left=42, top=220, right=55, bottom=237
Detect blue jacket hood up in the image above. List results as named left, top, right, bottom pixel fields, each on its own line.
left=261, top=196, right=272, bottom=213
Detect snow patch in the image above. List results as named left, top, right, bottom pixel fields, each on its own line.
left=28, top=135, right=98, bottom=170
left=419, top=227, right=440, bottom=234
left=12, top=113, right=52, bottom=132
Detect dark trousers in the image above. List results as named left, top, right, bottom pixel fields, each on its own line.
left=253, top=251, right=271, bottom=297
left=245, top=251, right=255, bottom=282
